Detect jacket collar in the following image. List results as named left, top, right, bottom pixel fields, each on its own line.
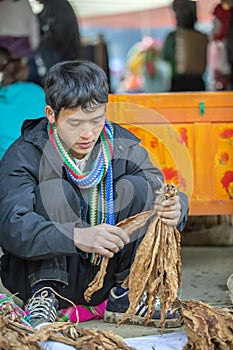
left=22, top=117, right=49, bottom=150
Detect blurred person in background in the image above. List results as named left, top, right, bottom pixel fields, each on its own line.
left=0, top=0, right=40, bottom=59
left=208, top=0, right=233, bottom=90
left=0, top=46, right=12, bottom=82
left=33, top=0, right=82, bottom=83
left=227, top=5, right=233, bottom=88
left=162, top=0, right=207, bottom=91
left=118, top=37, right=171, bottom=93
left=0, top=49, right=46, bottom=158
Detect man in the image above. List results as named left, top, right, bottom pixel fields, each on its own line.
left=0, top=60, right=188, bottom=328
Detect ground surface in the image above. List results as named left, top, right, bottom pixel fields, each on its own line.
left=0, top=246, right=232, bottom=340
left=82, top=246, right=233, bottom=338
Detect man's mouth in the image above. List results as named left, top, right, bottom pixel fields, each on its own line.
left=77, top=141, right=94, bottom=149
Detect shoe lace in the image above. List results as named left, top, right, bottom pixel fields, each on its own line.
left=141, top=292, right=160, bottom=309
left=27, top=290, right=57, bottom=322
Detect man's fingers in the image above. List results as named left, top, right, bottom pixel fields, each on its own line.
left=92, top=246, right=114, bottom=258
left=113, top=226, right=130, bottom=244
left=158, top=210, right=179, bottom=219
left=161, top=218, right=179, bottom=227
left=164, top=203, right=181, bottom=212
left=103, top=236, right=125, bottom=251
left=74, top=224, right=129, bottom=256
left=92, top=238, right=123, bottom=258
left=102, top=224, right=130, bottom=245
left=89, top=225, right=129, bottom=257
left=155, top=195, right=180, bottom=206
left=155, top=195, right=181, bottom=222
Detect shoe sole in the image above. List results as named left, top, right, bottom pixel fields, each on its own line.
left=104, top=310, right=183, bottom=328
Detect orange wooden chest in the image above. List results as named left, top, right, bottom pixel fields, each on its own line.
left=107, top=92, right=233, bottom=216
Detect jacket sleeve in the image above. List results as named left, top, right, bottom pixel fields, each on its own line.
left=116, top=141, right=189, bottom=232
left=0, top=141, right=83, bottom=260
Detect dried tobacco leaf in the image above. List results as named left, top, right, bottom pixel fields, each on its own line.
left=84, top=208, right=157, bottom=302
left=30, top=322, right=136, bottom=350
left=116, top=208, right=157, bottom=235
left=84, top=256, right=109, bottom=302
left=179, top=300, right=233, bottom=350
left=0, top=302, right=41, bottom=350
left=0, top=303, right=136, bottom=350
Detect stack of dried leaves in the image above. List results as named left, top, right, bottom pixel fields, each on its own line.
left=179, top=300, right=233, bottom=350
left=0, top=300, right=136, bottom=350
left=84, top=183, right=182, bottom=329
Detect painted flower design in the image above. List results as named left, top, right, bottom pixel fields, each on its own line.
left=177, top=127, right=188, bottom=147
left=162, top=167, right=186, bottom=191
left=218, top=152, right=229, bottom=165
left=150, top=137, right=159, bottom=148
left=219, top=128, right=233, bottom=140
left=221, top=171, right=233, bottom=199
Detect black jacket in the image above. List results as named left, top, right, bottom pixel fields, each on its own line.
left=0, top=118, right=188, bottom=299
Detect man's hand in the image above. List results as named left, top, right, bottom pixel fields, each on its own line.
left=74, top=224, right=130, bottom=258
left=154, top=195, right=181, bottom=227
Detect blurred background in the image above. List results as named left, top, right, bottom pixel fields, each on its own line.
left=25, top=0, right=228, bottom=92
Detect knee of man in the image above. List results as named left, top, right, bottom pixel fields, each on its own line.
left=114, top=175, right=154, bottom=211
left=35, top=179, right=81, bottom=221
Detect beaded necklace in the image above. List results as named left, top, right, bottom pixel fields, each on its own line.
left=48, top=120, right=114, bottom=264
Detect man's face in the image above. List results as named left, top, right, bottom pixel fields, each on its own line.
left=46, top=104, right=106, bottom=159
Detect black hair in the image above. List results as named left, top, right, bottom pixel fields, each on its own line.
left=172, top=0, right=197, bottom=29
left=43, top=60, right=109, bottom=120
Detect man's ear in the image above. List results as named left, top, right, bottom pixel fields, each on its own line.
left=46, top=105, right=55, bottom=124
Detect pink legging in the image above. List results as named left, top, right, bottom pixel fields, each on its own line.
left=56, top=299, right=108, bottom=323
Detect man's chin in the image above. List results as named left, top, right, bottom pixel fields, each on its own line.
left=70, top=147, right=92, bottom=159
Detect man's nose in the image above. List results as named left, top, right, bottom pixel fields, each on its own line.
left=80, top=126, right=94, bottom=138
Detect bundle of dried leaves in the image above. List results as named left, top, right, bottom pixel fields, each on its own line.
left=119, top=215, right=181, bottom=329
left=179, top=300, right=233, bottom=350
left=0, top=300, right=136, bottom=350
left=84, top=208, right=158, bottom=302
left=84, top=183, right=181, bottom=330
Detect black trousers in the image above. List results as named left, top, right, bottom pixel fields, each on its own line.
left=29, top=175, right=154, bottom=308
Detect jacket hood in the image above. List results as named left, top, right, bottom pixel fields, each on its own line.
left=21, top=117, right=48, bottom=146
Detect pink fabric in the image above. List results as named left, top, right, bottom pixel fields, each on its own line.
left=57, top=299, right=108, bottom=323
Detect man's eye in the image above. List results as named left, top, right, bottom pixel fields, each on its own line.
left=68, top=122, right=80, bottom=127
left=94, top=117, right=105, bottom=124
